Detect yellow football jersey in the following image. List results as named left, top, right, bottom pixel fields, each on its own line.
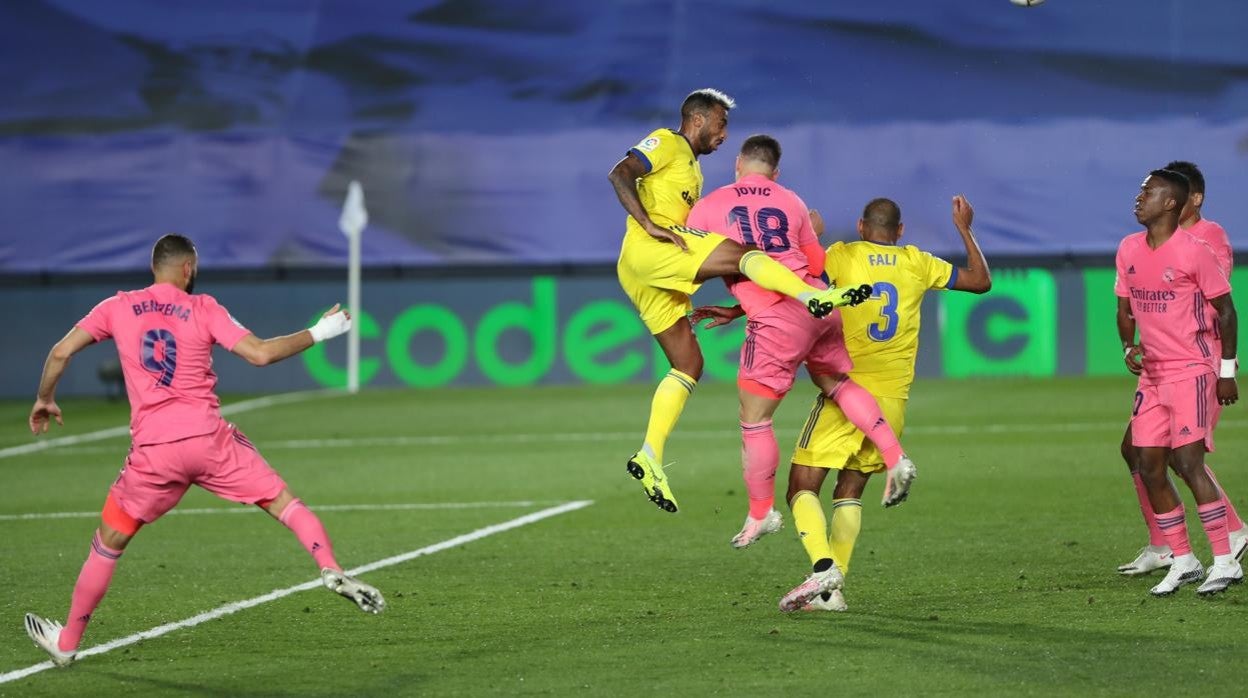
left=825, top=241, right=955, bottom=398
left=624, top=128, right=702, bottom=233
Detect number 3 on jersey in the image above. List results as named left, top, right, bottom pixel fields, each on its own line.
left=868, top=282, right=899, bottom=342
left=141, top=329, right=177, bottom=386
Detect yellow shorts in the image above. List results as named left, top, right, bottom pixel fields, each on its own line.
left=617, top=224, right=728, bottom=334
left=791, top=393, right=907, bottom=474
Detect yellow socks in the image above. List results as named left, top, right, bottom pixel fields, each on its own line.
left=790, top=490, right=833, bottom=566
left=738, top=250, right=819, bottom=301
left=829, top=498, right=863, bottom=575
left=642, top=369, right=697, bottom=463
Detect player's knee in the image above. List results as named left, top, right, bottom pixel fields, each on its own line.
left=672, top=353, right=704, bottom=381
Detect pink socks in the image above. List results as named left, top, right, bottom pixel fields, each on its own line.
left=59, top=532, right=123, bottom=652
left=1204, top=464, right=1244, bottom=532
left=1155, top=505, right=1193, bottom=557
left=741, top=420, right=779, bottom=519
left=1131, top=472, right=1168, bottom=547
left=1198, top=500, right=1231, bottom=557
left=279, top=499, right=341, bottom=571
left=828, top=378, right=903, bottom=468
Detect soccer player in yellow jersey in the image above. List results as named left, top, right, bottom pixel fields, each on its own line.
left=607, top=88, right=868, bottom=513
left=793, top=195, right=991, bottom=611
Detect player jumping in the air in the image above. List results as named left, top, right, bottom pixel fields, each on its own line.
left=1116, top=169, right=1242, bottom=596
left=608, top=89, right=870, bottom=513
left=698, top=194, right=990, bottom=611
left=686, top=136, right=913, bottom=611
left=1115, top=160, right=1247, bottom=577
left=23, top=234, right=384, bottom=668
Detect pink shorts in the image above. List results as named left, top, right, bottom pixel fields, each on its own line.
left=110, top=420, right=287, bottom=524
left=1131, top=374, right=1220, bottom=450
left=739, top=300, right=853, bottom=398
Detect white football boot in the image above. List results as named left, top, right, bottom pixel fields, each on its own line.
left=321, top=569, right=386, bottom=614
left=730, top=509, right=784, bottom=549
left=1117, top=545, right=1173, bottom=576
left=802, top=588, right=849, bottom=613
left=1196, top=559, right=1244, bottom=597
left=779, top=564, right=844, bottom=612
left=882, top=455, right=917, bottom=508
left=23, top=613, right=76, bottom=667
left=1229, top=527, right=1248, bottom=562
left=1149, top=556, right=1204, bottom=597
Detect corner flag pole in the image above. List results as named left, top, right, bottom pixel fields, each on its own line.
left=338, top=181, right=368, bottom=394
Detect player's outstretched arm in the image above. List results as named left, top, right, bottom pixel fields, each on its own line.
left=231, top=304, right=351, bottom=367
left=30, top=327, right=95, bottom=434
left=949, top=195, right=991, bottom=294
left=1210, top=293, right=1238, bottom=405
left=607, top=152, right=688, bottom=251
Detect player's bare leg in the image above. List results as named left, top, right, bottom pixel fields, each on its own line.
left=731, top=390, right=785, bottom=548
left=627, top=320, right=702, bottom=513
left=695, top=240, right=870, bottom=318
left=1118, top=423, right=1173, bottom=575
left=25, top=514, right=135, bottom=667
left=261, top=489, right=385, bottom=613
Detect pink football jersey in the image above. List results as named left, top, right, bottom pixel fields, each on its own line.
left=77, top=283, right=252, bottom=445
left=686, top=173, right=825, bottom=317
left=1114, top=230, right=1231, bottom=385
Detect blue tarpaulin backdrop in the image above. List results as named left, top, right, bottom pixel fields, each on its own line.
left=1, top=0, right=1246, bottom=272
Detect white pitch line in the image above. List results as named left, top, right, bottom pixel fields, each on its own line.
left=0, top=499, right=593, bottom=686
left=0, top=500, right=566, bottom=522
left=26, top=418, right=1248, bottom=457
left=0, top=390, right=339, bottom=460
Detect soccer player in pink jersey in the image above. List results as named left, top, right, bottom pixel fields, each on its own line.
left=687, top=135, right=913, bottom=611
left=1115, top=161, right=1247, bottom=577
left=23, top=235, right=385, bottom=668
left=1115, top=169, right=1243, bottom=596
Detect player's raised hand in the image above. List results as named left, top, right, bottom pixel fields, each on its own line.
left=29, top=398, right=63, bottom=435
left=309, top=303, right=352, bottom=343
left=690, top=304, right=745, bottom=329
left=952, top=195, right=974, bottom=231
left=646, top=223, right=689, bottom=252
left=1123, top=343, right=1145, bottom=375
left=809, top=209, right=826, bottom=238
left=1217, top=377, right=1238, bottom=406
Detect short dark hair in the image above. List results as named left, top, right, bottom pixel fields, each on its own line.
left=862, top=198, right=902, bottom=232
left=739, top=134, right=781, bottom=169
left=151, top=234, right=197, bottom=268
left=680, top=88, right=735, bottom=121
left=1163, top=160, right=1204, bottom=194
left=1149, top=168, right=1190, bottom=209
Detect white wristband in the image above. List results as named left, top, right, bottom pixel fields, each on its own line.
left=1220, top=358, right=1237, bottom=379
left=309, top=312, right=351, bottom=343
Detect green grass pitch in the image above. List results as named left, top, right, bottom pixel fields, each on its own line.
left=1, top=376, right=1245, bottom=696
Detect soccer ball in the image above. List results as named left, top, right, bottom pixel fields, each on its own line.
left=1009, top=0, right=1045, bottom=6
